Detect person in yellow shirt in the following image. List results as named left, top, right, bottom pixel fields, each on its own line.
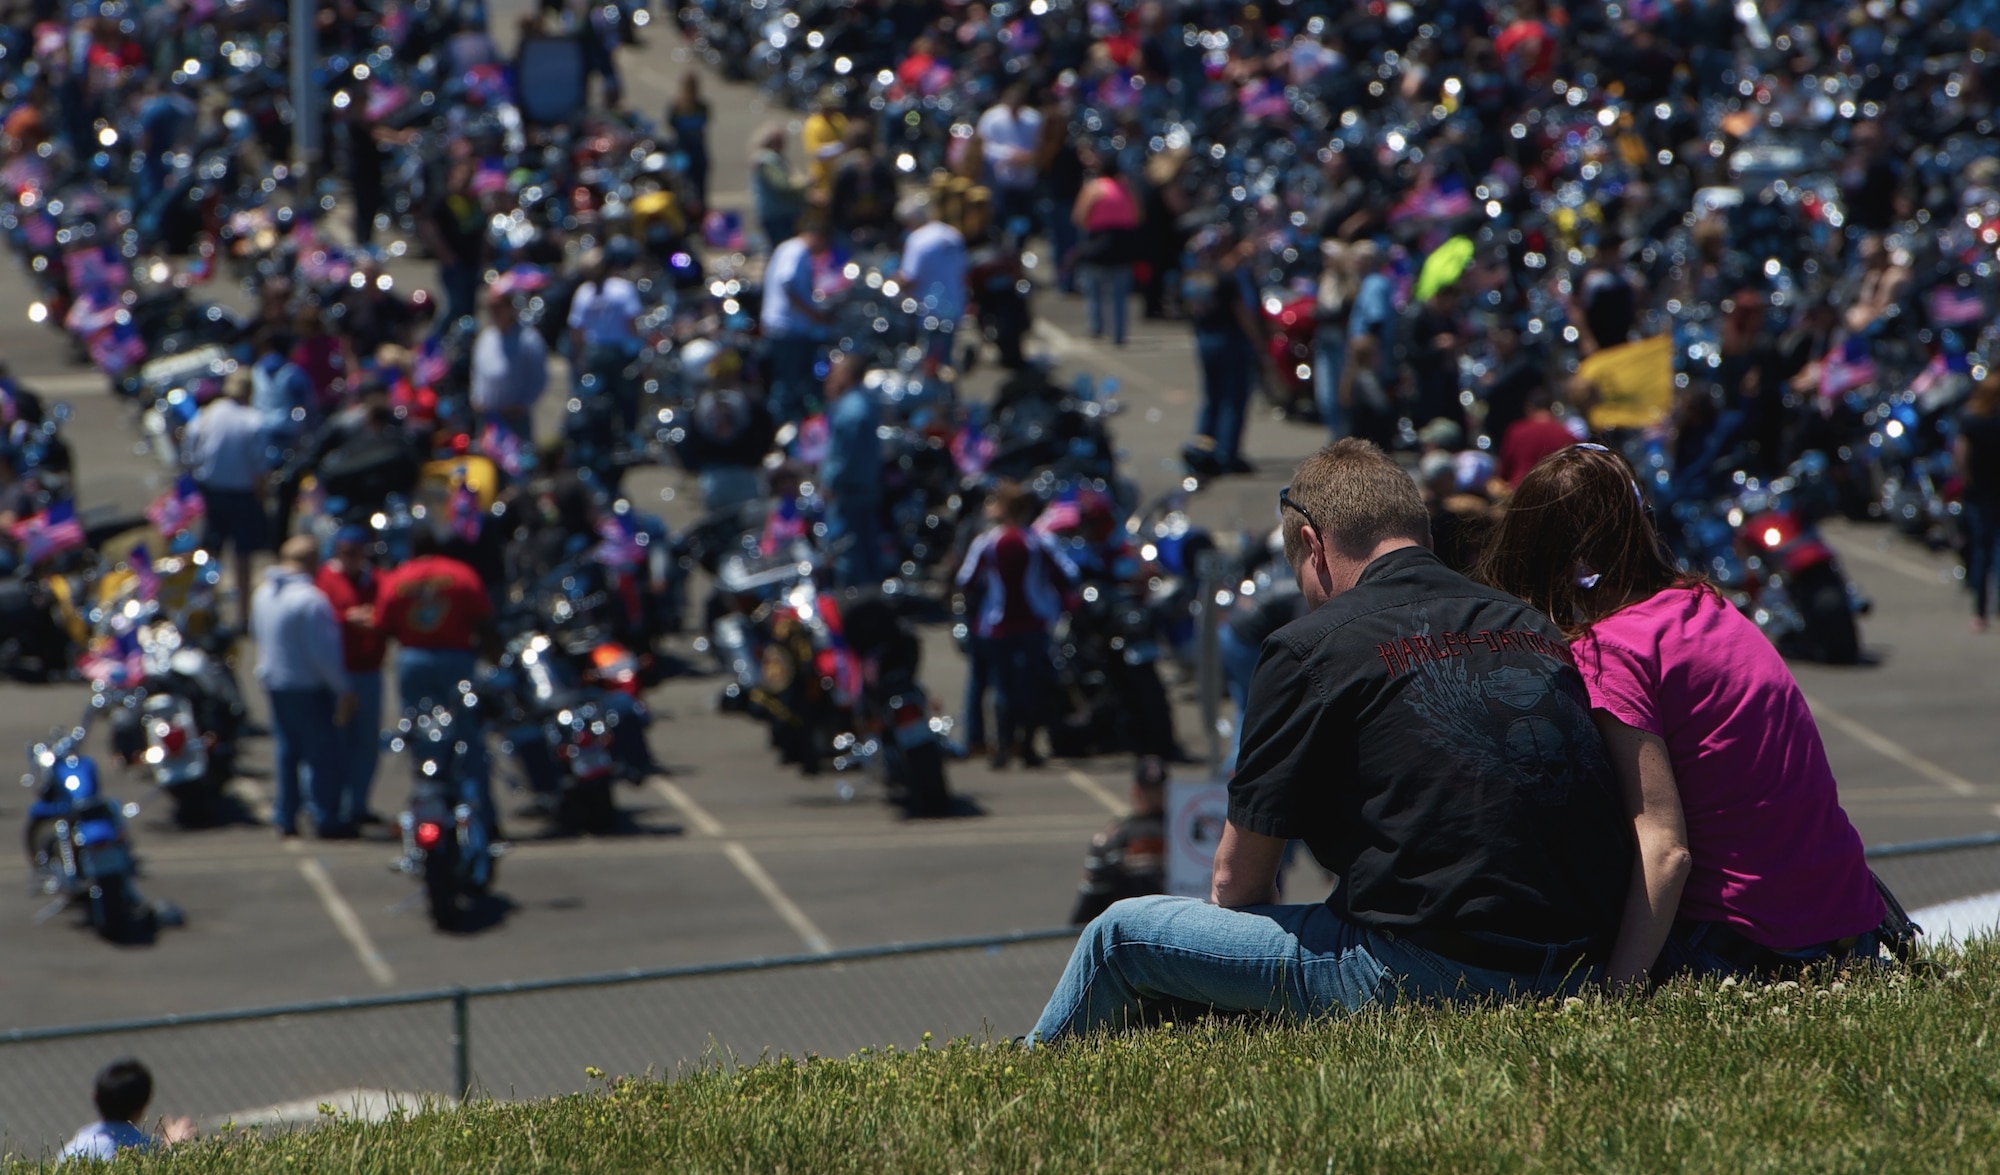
left=801, top=90, right=849, bottom=197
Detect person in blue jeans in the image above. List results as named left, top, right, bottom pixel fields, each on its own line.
left=1181, top=231, right=1267, bottom=477
left=1031, top=440, right=1632, bottom=1042
left=820, top=352, right=883, bottom=589
left=760, top=222, right=833, bottom=423
left=250, top=537, right=355, bottom=839
left=955, top=483, right=1079, bottom=769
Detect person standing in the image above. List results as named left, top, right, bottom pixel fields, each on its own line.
left=1497, top=387, right=1581, bottom=488
left=801, top=90, right=849, bottom=199
left=667, top=74, right=712, bottom=211
left=249, top=326, right=316, bottom=464
left=1180, top=230, right=1267, bottom=477
left=955, top=482, right=1078, bottom=769
left=1956, top=374, right=2000, bottom=632
left=759, top=221, right=833, bottom=423
left=315, top=527, right=387, bottom=828
left=976, top=82, right=1043, bottom=237
left=420, top=156, right=489, bottom=328
left=820, top=352, right=883, bottom=589
left=251, top=536, right=355, bottom=839
left=826, top=123, right=899, bottom=249
left=897, top=194, right=968, bottom=369
left=749, top=122, right=808, bottom=248
left=1071, top=152, right=1141, bottom=346
left=566, top=240, right=644, bottom=433
left=471, top=287, right=550, bottom=437
left=181, top=374, right=269, bottom=633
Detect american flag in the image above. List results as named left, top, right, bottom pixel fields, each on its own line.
left=1929, top=285, right=1987, bottom=327
left=413, top=334, right=450, bottom=389
left=703, top=210, right=747, bottom=252
left=449, top=481, right=483, bottom=544
left=1391, top=176, right=1476, bottom=225
left=147, top=475, right=206, bottom=537
left=89, top=321, right=149, bottom=376
left=128, top=545, right=159, bottom=601
left=1819, top=338, right=1879, bottom=399
left=949, top=425, right=994, bottom=477
left=14, top=499, right=85, bottom=564
left=760, top=496, right=808, bottom=556
left=78, top=627, right=144, bottom=688
left=478, top=420, right=529, bottom=478
left=1033, top=486, right=1082, bottom=535
left=592, top=513, right=645, bottom=568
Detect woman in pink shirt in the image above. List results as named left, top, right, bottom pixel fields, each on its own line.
left=1070, top=152, right=1141, bottom=346
left=1475, top=443, right=1884, bottom=984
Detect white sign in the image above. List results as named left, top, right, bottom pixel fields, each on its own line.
left=1165, top=779, right=1230, bottom=899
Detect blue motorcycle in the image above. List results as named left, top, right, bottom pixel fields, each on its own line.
left=21, top=725, right=153, bottom=942
left=391, top=698, right=500, bottom=932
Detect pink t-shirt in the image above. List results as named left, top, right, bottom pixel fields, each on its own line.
left=1573, top=586, right=1881, bottom=950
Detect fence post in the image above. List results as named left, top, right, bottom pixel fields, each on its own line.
left=451, top=988, right=471, bottom=1102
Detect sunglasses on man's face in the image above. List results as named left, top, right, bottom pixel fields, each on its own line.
left=1279, top=486, right=1326, bottom=587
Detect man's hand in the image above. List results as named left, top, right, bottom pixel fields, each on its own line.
left=334, top=692, right=357, bottom=728
left=345, top=605, right=375, bottom=627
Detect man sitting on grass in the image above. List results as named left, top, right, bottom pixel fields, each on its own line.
left=1031, top=439, right=1633, bottom=1042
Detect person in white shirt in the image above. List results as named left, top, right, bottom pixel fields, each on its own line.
left=471, top=288, right=549, bottom=437
left=897, top=194, right=968, bottom=369
left=180, top=374, right=269, bottom=632
left=759, top=221, right=833, bottom=422
left=567, top=239, right=645, bottom=433
left=251, top=536, right=355, bottom=838
left=59, top=1059, right=193, bottom=1164
left=976, top=82, right=1044, bottom=236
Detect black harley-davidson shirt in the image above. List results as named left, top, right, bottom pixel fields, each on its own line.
left=1228, top=546, right=1631, bottom=946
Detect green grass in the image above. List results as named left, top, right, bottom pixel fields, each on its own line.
left=28, top=941, right=2000, bottom=1173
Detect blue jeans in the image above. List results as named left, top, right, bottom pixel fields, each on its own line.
left=1079, top=263, right=1131, bottom=344
left=992, top=631, right=1055, bottom=751
left=1031, top=896, right=1596, bottom=1043
left=1312, top=332, right=1348, bottom=441
left=438, top=262, right=479, bottom=328
left=961, top=635, right=995, bottom=749
left=1655, top=920, right=1881, bottom=980
left=1195, top=329, right=1255, bottom=466
left=340, top=670, right=383, bottom=823
left=268, top=687, right=346, bottom=833
left=397, top=647, right=494, bottom=830
left=767, top=334, right=823, bottom=424
left=1216, top=625, right=1262, bottom=774
left=1966, top=500, right=2000, bottom=620
left=826, top=496, right=882, bottom=589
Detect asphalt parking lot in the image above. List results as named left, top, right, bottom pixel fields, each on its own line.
left=0, top=12, right=1992, bottom=1048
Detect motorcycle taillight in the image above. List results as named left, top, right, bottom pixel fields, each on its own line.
left=159, top=724, right=188, bottom=756
left=414, top=821, right=444, bottom=850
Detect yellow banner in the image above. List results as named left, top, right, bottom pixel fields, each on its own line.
left=1578, top=334, right=1674, bottom=431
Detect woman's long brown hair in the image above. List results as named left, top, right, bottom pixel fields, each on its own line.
left=1472, top=444, right=1695, bottom=638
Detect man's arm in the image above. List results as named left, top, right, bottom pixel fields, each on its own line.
left=1211, top=821, right=1286, bottom=907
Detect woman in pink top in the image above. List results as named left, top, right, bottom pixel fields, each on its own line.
left=1070, top=151, right=1141, bottom=345
left=1475, top=444, right=1884, bottom=984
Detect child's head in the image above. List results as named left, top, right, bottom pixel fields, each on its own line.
left=989, top=480, right=1040, bottom=528
left=94, top=1059, right=153, bottom=1125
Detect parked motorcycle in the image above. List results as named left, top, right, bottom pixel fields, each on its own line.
left=20, top=725, right=155, bottom=942
left=391, top=698, right=500, bottom=932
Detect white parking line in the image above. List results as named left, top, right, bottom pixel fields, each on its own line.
left=721, top=842, right=833, bottom=955
left=648, top=777, right=725, bottom=837
left=1833, top=538, right=1956, bottom=586
left=648, top=777, right=833, bottom=954
left=296, top=857, right=396, bottom=988
left=1065, top=769, right=1126, bottom=817
left=1804, top=692, right=1981, bottom=798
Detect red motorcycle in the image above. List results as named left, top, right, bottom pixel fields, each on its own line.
left=1734, top=499, right=1862, bottom=665
left=1260, top=288, right=1318, bottom=418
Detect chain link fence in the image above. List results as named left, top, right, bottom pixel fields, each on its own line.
left=4, top=836, right=1999, bottom=1159
left=0, top=930, right=1080, bottom=1158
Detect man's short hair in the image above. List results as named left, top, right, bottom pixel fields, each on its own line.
left=1281, top=438, right=1430, bottom=568
left=93, top=1059, right=153, bottom=1123
left=992, top=480, right=1040, bottom=527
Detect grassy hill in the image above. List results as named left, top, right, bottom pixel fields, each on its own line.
left=23, top=940, right=2000, bottom=1173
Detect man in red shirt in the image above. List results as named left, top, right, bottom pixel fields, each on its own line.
left=315, top=526, right=388, bottom=827
left=955, top=482, right=1078, bottom=769
left=376, top=526, right=497, bottom=826
left=1498, top=388, right=1582, bottom=488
